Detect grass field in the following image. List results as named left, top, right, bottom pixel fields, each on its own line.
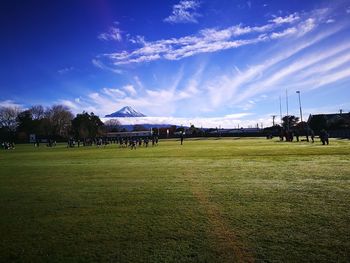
left=0, top=138, right=349, bottom=262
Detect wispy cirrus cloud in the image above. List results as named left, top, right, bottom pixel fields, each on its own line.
left=269, top=13, right=300, bottom=24
left=92, top=58, right=123, bottom=74
left=164, top=0, right=201, bottom=24
left=60, top=4, right=350, bottom=127
left=98, top=26, right=122, bottom=41
left=95, top=10, right=325, bottom=67
left=123, top=84, right=137, bottom=96
left=58, top=65, right=204, bottom=118
left=69, top=14, right=350, bottom=120
left=58, top=66, right=74, bottom=74
left=209, top=23, right=349, bottom=108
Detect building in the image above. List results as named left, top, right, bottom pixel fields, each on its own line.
left=307, top=112, right=350, bottom=138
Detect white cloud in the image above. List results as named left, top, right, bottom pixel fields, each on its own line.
left=123, top=85, right=137, bottom=96
left=96, top=11, right=326, bottom=67
left=269, top=13, right=300, bottom=24
left=296, top=18, right=316, bottom=36
left=58, top=99, right=80, bottom=110
left=101, top=115, right=268, bottom=129
left=0, top=100, right=23, bottom=109
left=164, top=0, right=201, bottom=24
left=58, top=65, right=205, bottom=117
left=58, top=5, right=350, bottom=124
left=92, top=58, right=123, bottom=74
left=58, top=67, right=74, bottom=74
left=311, top=67, right=350, bottom=89
left=224, top=113, right=252, bottom=118
left=98, top=26, right=122, bottom=41
left=133, top=76, right=144, bottom=89
left=296, top=51, right=350, bottom=80
left=103, top=88, right=126, bottom=98
left=206, top=23, right=345, bottom=107
left=270, top=27, right=297, bottom=39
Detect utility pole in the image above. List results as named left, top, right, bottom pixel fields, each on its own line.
left=296, top=91, right=303, bottom=122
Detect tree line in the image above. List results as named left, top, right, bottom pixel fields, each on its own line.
left=0, top=105, right=122, bottom=142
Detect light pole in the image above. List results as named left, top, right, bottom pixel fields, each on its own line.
left=286, top=89, right=289, bottom=131
left=279, top=95, right=283, bottom=125
left=296, top=91, right=303, bottom=122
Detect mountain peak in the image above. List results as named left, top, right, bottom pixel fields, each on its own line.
left=105, top=106, right=146, bottom=117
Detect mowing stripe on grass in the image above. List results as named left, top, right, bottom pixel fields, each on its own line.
left=189, top=175, right=255, bottom=262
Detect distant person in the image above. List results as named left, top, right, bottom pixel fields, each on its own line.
left=295, top=131, right=299, bottom=142
left=310, top=130, right=315, bottom=143
left=285, top=130, right=289, bottom=142
left=320, top=129, right=329, bottom=145
left=180, top=132, right=184, bottom=145
left=324, top=130, right=329, bottom=145
left=279, top=130, right=284, bottom=141
left=130, top=138, right=136, bottom=150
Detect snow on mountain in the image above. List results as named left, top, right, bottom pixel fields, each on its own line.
left=105, top=106, right=146, bottom=117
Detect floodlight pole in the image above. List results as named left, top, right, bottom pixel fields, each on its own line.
left=296, top=91, right=303, bottom=122
left=286, top=89, right=289, bottom=117
left=272, top=115, right=276, bottom=126
left=279, top=95, right=282, bottom=124
left=286, top=89, right=289, bottom=131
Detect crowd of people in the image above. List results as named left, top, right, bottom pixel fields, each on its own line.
left=1, top=141, right=15, bottom=150
left=276, top=128, right=329, bottom=145
left=117, top=136, right=159, bottom=149
left=1, top=129, right=332, bottom=150
left=65, top=136, right=159, bottom=149
left=33, top=139, right=57, bottom=147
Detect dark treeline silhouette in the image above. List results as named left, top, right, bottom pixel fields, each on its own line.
left=0, top=104, right=107, bottom=143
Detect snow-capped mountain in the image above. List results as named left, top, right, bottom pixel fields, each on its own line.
left=105, top=106, right=146, bottom=117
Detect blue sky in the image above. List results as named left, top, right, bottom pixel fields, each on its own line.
left=1, top=0, right=350, bottom=127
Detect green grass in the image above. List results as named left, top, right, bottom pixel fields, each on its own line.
left=0, top=138, right=349, bottom=262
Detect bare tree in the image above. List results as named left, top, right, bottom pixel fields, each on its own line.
left=104, top=119, right=121, bottom=132
left=0, top=106, right=21, bottom=131
left=29, top=105, right=45, bottom=120
left=45, top=105, right=74, bottom=138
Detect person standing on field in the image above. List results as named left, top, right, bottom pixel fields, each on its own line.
left=180, top=132, right=184, bottom=145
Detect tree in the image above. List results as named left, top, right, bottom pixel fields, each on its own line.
left=0, top=106, right=21, bottom=141
left=45, top=105, right=74, bottom=139
left=71, top=112, right=104, bottom=139
left=104, top=119, right=121, bottom=132
left=16, top=110, right=35, bottom=141
left=29, top=105, right=45, bottom=120
left=0, top=106, right=21, bottom=131
left=282, top=115, right=299, bottom=130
